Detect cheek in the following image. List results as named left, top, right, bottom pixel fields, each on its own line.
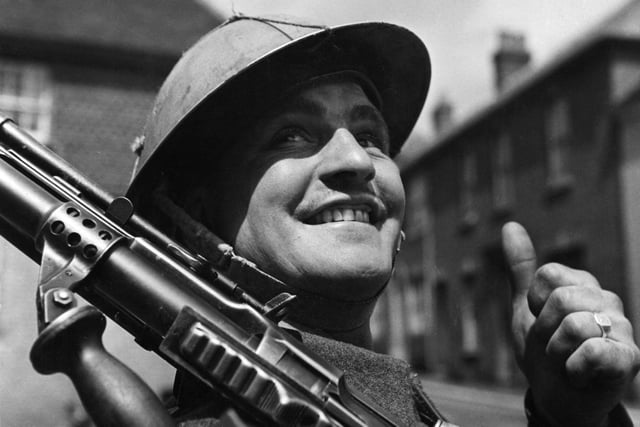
left=251, top=159, right=312, bottom=214
left=236, top=161, right=305, bottom=241
left=233, top=169, right=303, bottom=275
left=376, top=162, right=406, bottom=222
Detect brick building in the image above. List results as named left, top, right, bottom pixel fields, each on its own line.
left=0, top=1, right=223, bottom=425
left=374, top=0, right=640, bottom=394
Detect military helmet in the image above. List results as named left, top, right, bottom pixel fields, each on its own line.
left=127, top=16, right=430, bottom=204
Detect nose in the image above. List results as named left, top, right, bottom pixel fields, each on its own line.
left=317, top=128, right=376, bottom=185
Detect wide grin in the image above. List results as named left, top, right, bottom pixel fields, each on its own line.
left=310, top=207, right=372, bottom=225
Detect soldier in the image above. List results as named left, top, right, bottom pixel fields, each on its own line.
left=128, top=16, right=640, bottom=426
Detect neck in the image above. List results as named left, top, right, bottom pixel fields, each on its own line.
left=284, top=283, right=379, bottom=339
left=307, top=321, right=374, bottom=348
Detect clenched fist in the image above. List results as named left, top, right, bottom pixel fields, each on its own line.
left=502, top=222, right=640, bottom=427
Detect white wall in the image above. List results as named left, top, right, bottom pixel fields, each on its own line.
left=0, top=238, right=174, bottom=426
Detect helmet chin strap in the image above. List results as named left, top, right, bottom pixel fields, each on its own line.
left=152, top=188, right=390, bottom=333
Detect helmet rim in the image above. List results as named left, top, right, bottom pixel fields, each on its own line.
left=127, top=17, right=431, bottom=202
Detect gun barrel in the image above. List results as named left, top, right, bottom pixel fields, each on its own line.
left=0, top=153, right=59, bottom=257
left=0, top=115, right=183, bottom=256
left=0, top=115, right=114, bottom=207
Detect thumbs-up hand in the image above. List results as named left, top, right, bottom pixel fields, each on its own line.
left=502, top=222, right=640, bottom=426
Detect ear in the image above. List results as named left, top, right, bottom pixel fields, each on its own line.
left=391, top=229, right=405, bottom=268
left=396, top=230, right=405, bottom=255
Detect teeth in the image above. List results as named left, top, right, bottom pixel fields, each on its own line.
left=314, top=207, right=372, bottom=224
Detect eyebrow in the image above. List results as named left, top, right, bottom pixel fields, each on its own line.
left=273, top=97, right=387, bottom=129
left=275, top=96, right=327, bottom=118
left=349, top=104, right=387, bottom=130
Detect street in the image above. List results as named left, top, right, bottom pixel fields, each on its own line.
left=422, top=378, right=640, bottom=426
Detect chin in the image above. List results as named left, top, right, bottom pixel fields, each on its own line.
left=298, top=255, right=393, bottom=301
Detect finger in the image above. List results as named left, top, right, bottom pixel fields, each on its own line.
left=535, top=288, right=624, bottom=340
left=565, top=338, right=640, bottom=388
left=502, top=222, right=537, bottom=303
left=546, top=311, right=628, bottom=362
left=529, top=263, right=602, bottom=315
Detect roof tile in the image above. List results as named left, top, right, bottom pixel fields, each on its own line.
left=0, top=0, right=224, bottom=55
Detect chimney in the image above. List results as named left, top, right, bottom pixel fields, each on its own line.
left=432, top=97, right=454, bottom=135
left=493, top=31, right=531, bottom=93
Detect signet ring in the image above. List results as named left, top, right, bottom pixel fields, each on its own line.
left=593, top=312, right=612, bottom=339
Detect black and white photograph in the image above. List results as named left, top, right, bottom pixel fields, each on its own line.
left=0, top=1, right=639, bottom=426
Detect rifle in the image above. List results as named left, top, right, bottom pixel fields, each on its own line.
left=0, top=115, right=412, bottom=426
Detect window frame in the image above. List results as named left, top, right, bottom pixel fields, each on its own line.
left=491, top=132, right=515, bottom=214
left=0, top=60, right=53, bottom=144
left=459, top=149, right=479, bottom=229
left=544, top=96, right=574, bottom=194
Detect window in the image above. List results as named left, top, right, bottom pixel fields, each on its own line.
left=460, top=276, right=479, bottom=359
left=491, top=133, right=514, bottom=212
left=544, top=98, right=572, bottom=191
left=460, top=150, right=479, bottom=228
left=404, top=174, right=430, bottom=237
left=0, top=61, right=52, bottom=143
left=434, top=280, right=450, bottom=369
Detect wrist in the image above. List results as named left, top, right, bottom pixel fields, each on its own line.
left=524, top=389, right=612, bottom=427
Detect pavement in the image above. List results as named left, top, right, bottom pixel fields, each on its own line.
left=421, top=377, right=640, bottom=426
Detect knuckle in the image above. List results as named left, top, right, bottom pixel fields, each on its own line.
left=576, top=270, right=600, bottom=288
left=617, top=316, right=634, bottom=338
left=612, top=345, right=640, bottom=379
left=602, top=290, right=624, bottom=312
left=580, top=339, right=605, bottom=365
left=548, top=285, right=575, bottom=311
left=560, top=314, right=583, bottom=341
left=536, top=263, right=564, bottom=283
left=580, top=340, right=640, bottom=380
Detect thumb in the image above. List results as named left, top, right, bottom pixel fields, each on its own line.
left=502, top=222, right=537, bottom=344
left=502, top=221, right=537, bottom=302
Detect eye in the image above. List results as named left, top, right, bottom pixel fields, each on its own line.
left=356, top=132, right=390, bottom=155
left=271, top=127, right=313, bottom=147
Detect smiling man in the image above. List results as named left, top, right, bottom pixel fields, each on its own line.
left=193, top=79, right=404, bottom=348
left=128, top=16, right=640, bottom=427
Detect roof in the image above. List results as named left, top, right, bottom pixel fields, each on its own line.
left=614, top=78, right=640, bottom=118
left=0, top=0, right=224, bottom=57
left=399, top=0, right=640, bottom=172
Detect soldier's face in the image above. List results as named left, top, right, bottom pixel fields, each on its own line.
left=205, top=80, right=405, bottom=301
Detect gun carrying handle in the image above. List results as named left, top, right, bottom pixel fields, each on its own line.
left=30, top=306, right=175, bottom=427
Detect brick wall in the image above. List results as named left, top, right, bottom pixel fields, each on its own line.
left=51, top=63, right=161, bottom=195
left=395, top=44, right=635, bottom=388
left=0, top=60, right=175, bottom=425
